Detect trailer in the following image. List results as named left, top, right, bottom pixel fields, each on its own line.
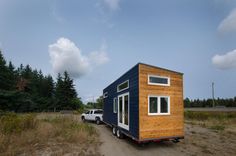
left=102, top=63, right=184, bottom=143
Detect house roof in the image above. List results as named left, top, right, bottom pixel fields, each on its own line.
left=103, top=63, right=183, bottom=91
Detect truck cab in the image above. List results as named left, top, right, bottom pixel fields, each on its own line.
left=81, top=109, right=103, bottom=124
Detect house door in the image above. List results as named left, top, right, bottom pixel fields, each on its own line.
left=118, top=92, right=129, bottom=130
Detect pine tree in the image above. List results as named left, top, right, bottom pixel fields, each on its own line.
left=0, top=50, right=13, bottom=90
left=55, top=71, right=78, bottom=110
left=8, top=61, right=17, bottom=90
left=55, top=73, right=63, bottom=110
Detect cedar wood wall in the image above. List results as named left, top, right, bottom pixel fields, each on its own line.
left=138, top=64, right=184, bottom=140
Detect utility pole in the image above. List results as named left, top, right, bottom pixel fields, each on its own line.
left=93, top=96, right=95, bottom=108
left=212, top=82, right=215, bottom=107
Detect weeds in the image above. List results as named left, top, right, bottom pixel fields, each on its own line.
left=185, top=111, right=236, bottom=132
left=0, top=113, right=99, bottom=156
left=184, top=111, right=236, bottom=121
left=0, top=113, right=38, bottom=134
left=210, top=125, right=225, bottom=131
left=185, top=111, right=236, bottom=121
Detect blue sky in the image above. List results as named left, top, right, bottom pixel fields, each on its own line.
left=1, top=0, right=236, bottom=102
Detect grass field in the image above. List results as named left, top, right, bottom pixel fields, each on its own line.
left=185, top=111, right=236, bottom=132
left=0, top=111, right=235, bottom=156
left=0, top=113, right=100, bottom=156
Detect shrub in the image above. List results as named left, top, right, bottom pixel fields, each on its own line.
left=0, top=113, right=38, bottom=134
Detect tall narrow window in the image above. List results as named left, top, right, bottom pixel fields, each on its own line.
left=113, top=98, right=117, bottom=113
left=117, top=80, right=129, bottom=92
left=119, top=96, right=123, bottom=123
left=103, top=92, right=108, bottom=98
left=149, top=97, right=158, bottom=113
left=160, top=97, right=168, bottom=113
left=148, top=95, right=170, bottom=115
left=148, top=75, right=170, bottom=86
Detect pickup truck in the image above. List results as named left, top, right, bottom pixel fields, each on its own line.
left=81, top=109, right=103, bottom=125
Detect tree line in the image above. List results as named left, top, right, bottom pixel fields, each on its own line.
left=0, top=50, right=83, bottom=112
left=2, top=49, right=235, bottom=112
left=184, top=97, right=236, bottom=108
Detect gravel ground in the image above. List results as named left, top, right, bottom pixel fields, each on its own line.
left=94, top=123, right=236, bottom=156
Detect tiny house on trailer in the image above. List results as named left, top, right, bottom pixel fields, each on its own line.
left=102, top=63, right=184, bottom=143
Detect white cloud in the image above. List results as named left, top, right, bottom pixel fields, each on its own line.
left=49, top=38, right=109, bottom=78
left=218, top=9, right=236, bottom=33
left=88, top=42, right=109, bottom=65
left=102, top=0, right=120, bottom=11
left=212, top=49, right=236, bottom=69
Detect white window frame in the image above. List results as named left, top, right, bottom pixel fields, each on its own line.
left=148, top=95, right=170, bottom=115
left=117, top=80, right=129, bottom=92
left=103, top=92, right=108, bottom=98
left=148, top=75, right=170, bottom=86
left=113, top=97, right=117, bottom=113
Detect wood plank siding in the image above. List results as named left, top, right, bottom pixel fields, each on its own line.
left=138, top=64, right=184, bottom=140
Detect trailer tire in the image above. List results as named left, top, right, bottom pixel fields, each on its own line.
left=112, top=127, right=116, bottom=135
left=116, top=129, right=124, bottom=139
left=172, top=138, right=180, bottom=143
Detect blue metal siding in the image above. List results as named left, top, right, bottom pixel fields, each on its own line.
left=103, top=64, right=139, bottom=139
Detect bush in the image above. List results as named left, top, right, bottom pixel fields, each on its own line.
left=0, top=113, right=38, bottom=134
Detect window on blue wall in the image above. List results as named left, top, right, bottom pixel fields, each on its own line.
left=103, top=92, right=108, bottom=98
left=148, top=95, right=170, bottom=115
left=113, top=98, right=117, bottom=113
left=148, top=75, right=170, bottom=86
left=117, top=80, right=129, bottom=92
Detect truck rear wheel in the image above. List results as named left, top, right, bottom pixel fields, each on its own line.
left=116, top=129, right=124, bottom=139
left=81, top=116, right=85, bottom=122
left=95, top=117, right=101, bottom=125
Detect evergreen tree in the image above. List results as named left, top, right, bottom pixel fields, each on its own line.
left=55, top=71, right=78, bottom=110
left=8, top=61, right=17, bottom=90
left=0, top=50, right=11, bottom=90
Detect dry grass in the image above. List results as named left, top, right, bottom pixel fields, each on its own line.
left=0, top=113, right=100, bottom=156
left=185, top=111, right=236, bottom=134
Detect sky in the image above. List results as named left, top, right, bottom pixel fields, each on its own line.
left=0, top=0, right=236, bottom=102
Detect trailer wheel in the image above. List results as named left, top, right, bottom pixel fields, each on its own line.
left=172, top=138, right=180, bottom=143
left=112, top=127, right=116, bottom=135
left=116, top=129, right=124, bottom=139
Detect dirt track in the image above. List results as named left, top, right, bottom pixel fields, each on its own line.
left=94, top=123, right=236, bottom=156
